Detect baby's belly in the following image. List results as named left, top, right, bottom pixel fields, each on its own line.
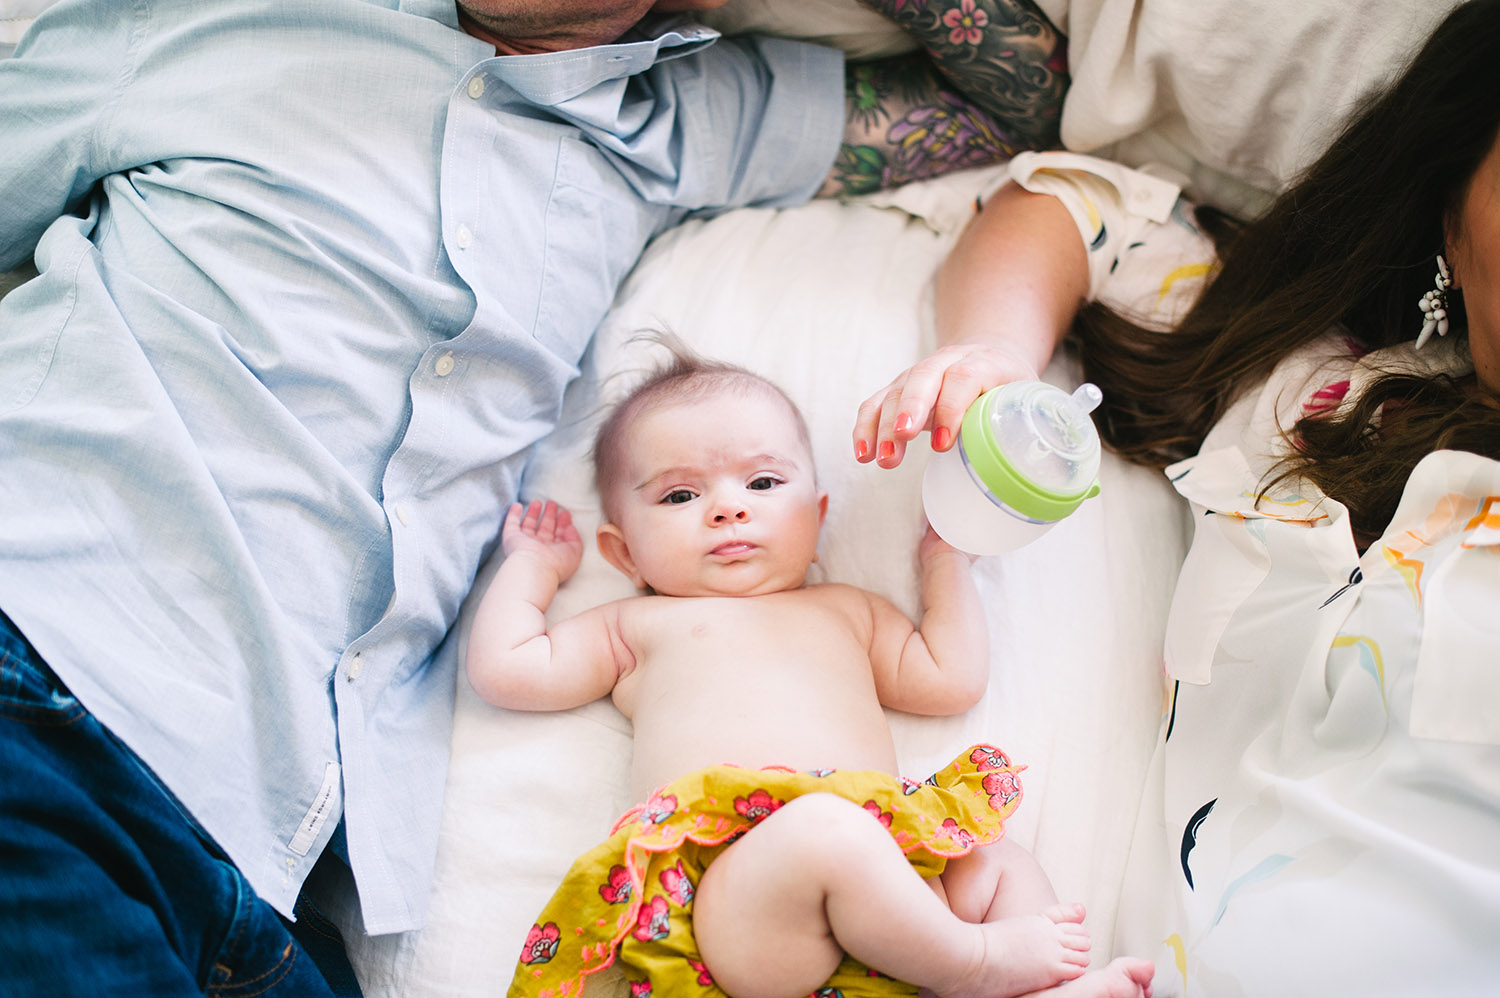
left=627, top=697, right=899, bottom=803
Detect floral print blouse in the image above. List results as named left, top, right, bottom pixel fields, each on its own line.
left=1009, top=151, right=1500, bottom=996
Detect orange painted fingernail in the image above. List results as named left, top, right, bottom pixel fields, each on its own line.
left=878, top=440, right=894, bottom=462
left=894, top=413, right=914, bottom=434
left=855, top=439, right=870, bottom=461
left=933, top=426, right=951, bottom=451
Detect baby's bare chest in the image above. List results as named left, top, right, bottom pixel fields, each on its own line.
left=614, top=592, right=873, bottom=715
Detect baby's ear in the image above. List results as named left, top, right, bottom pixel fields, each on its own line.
left=596, top=522, right=646, bottom=590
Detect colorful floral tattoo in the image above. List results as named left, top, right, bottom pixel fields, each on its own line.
left=823, top=0, right=1068, bottom=196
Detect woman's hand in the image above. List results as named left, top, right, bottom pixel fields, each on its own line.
left=853, top=341, right=1042, bottom=469
left=853, top=182, right=1089, bottom=471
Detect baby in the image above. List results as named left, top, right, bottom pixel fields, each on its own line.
left=468, top=347, right=1153, bottom=998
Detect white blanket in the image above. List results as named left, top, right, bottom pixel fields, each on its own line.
left=343, top=165, right=1189, bottom=996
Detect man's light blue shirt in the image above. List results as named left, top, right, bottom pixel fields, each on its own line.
left=0, top=0, right=842, bottom=932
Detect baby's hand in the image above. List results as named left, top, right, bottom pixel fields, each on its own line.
left=501, top=499, right=583, bottom=582
left=919, top=522, right=976, bottom=565
left=853, top=342, right=1040, bottom=470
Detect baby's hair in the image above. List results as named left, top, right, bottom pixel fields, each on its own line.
left=593, top=332, right=813, bottom=521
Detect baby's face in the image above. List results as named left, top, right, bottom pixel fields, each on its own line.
left=600, top=391, right=826, bottom=598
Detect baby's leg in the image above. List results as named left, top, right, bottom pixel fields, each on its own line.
left=692, top=794, right=1089, bottom=998
left=938, top=837, right=1065, bottom=922
left=937, top=841, right=1156, bottom=998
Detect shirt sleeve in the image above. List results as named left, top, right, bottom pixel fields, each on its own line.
left=0, top=0, right=136, bottom=270
left=656, top=34, right=845, bottom=213
left=999, top=149, right=1218, bottom=328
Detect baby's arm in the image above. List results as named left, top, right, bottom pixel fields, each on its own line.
left=867, top=527, right=989, bottom=715
left=465, top=500, right=624, bottom=711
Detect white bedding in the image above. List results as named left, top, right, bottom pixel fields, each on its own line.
left=341, top=165, right=1190, bottom=996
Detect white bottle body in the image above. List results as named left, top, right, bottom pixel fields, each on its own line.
left=921, top=445, right=1058, bottom=556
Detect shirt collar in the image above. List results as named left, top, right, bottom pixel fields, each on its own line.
left=400, top=0, right=461, bottom=29
left=484, top=15, right=720, bottom=106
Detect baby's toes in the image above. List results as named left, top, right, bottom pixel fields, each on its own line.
left=1043, top=902, right=1087, bottom=925
left=1059, top=924, right=1091, bottom=953
left=1062, top=947, right=1091, bottom=969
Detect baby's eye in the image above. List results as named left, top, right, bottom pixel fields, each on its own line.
left=747, top=476, right=780, bottom=491
left=662, top=490, right=696, bottom=505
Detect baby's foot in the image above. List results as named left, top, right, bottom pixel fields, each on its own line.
left=935, top=903, right=1091, bottom=998
left=1016, top=957, right=1155, bottom=998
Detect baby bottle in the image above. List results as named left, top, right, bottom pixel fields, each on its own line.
left=921, top=381, right=1103, bottom=556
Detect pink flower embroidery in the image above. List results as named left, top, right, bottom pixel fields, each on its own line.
left=689, top=960, right=715, bottom=986
left=599, top=864, right=632, bottom=905
left=942, top=0, right=988, bottom=46
left=900, top=777, right=924, bottom=795
left=660, top=861, right=695, bottom=906
left=633, top=896, right=671, bottom=943
left=862, top=799, right=894, bottom=828
left=938, top=817, right=977, bottom=850
left=733, top=788, right=784, bottom=822
left=629, top=980, right=653, bottom=998
left=983, top=770, right=1021, bottom=810
left=1304, top=379, right=1351, bottom=415
left=969, top=745, right=1011, bottom=771
left=519, top=922, right=560, bottom=964
left=640, top=792, right=678, bottom=827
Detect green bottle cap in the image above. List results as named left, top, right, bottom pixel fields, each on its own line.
left=957, top=381, right=1103, bottom=523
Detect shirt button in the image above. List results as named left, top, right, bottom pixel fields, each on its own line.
left=434, top=352, right=455, bottom=377
left=467, top=75, right=486, bottom=99
left=455, top=224, right=473, bottom=250
left=394, top=503, right=411, bottom=526
left=1133, top=187, right=1153, bottom=204
left=348, top=653, right=364, bottom=680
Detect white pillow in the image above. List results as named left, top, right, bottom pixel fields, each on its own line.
left=1042, top=0, right=1463, bottom=216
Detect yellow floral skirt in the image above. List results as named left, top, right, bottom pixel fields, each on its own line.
left=508, top=744, right=1024, bottom=998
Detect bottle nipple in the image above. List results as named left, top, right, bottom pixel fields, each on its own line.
left=1070, top=383, right=1103, bottom=414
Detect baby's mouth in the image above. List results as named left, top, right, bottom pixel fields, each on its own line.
left=710, top=541, right=756, bottom=557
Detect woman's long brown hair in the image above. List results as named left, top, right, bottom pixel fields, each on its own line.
left=1069, top=0, right=1500, bottom=545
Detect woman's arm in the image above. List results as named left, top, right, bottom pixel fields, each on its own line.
left=820, top=0, right=1067, bottom=197
left=853, top=180, right=1089, bottom=468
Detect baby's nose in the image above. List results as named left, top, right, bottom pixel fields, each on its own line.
left=712, top=506, right=749, bottom=524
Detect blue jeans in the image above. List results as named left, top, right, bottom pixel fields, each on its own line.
left=0, top=610, right=362, bottom=997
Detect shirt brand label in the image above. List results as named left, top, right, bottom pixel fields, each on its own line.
left=288, top=762, right=340, bottom=857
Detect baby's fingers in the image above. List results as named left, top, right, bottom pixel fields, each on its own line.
left=535, top=499, right=560, bottom=539
left=554, top=506, right=581, bottom=545
left=500, top=500, right=528, bottom=538
left=518, top=498, right=545, bottom=535
left=532, top=500, right=582, bottom=545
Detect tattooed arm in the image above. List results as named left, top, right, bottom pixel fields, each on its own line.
left=819, top=0, right=1067, bottom=197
